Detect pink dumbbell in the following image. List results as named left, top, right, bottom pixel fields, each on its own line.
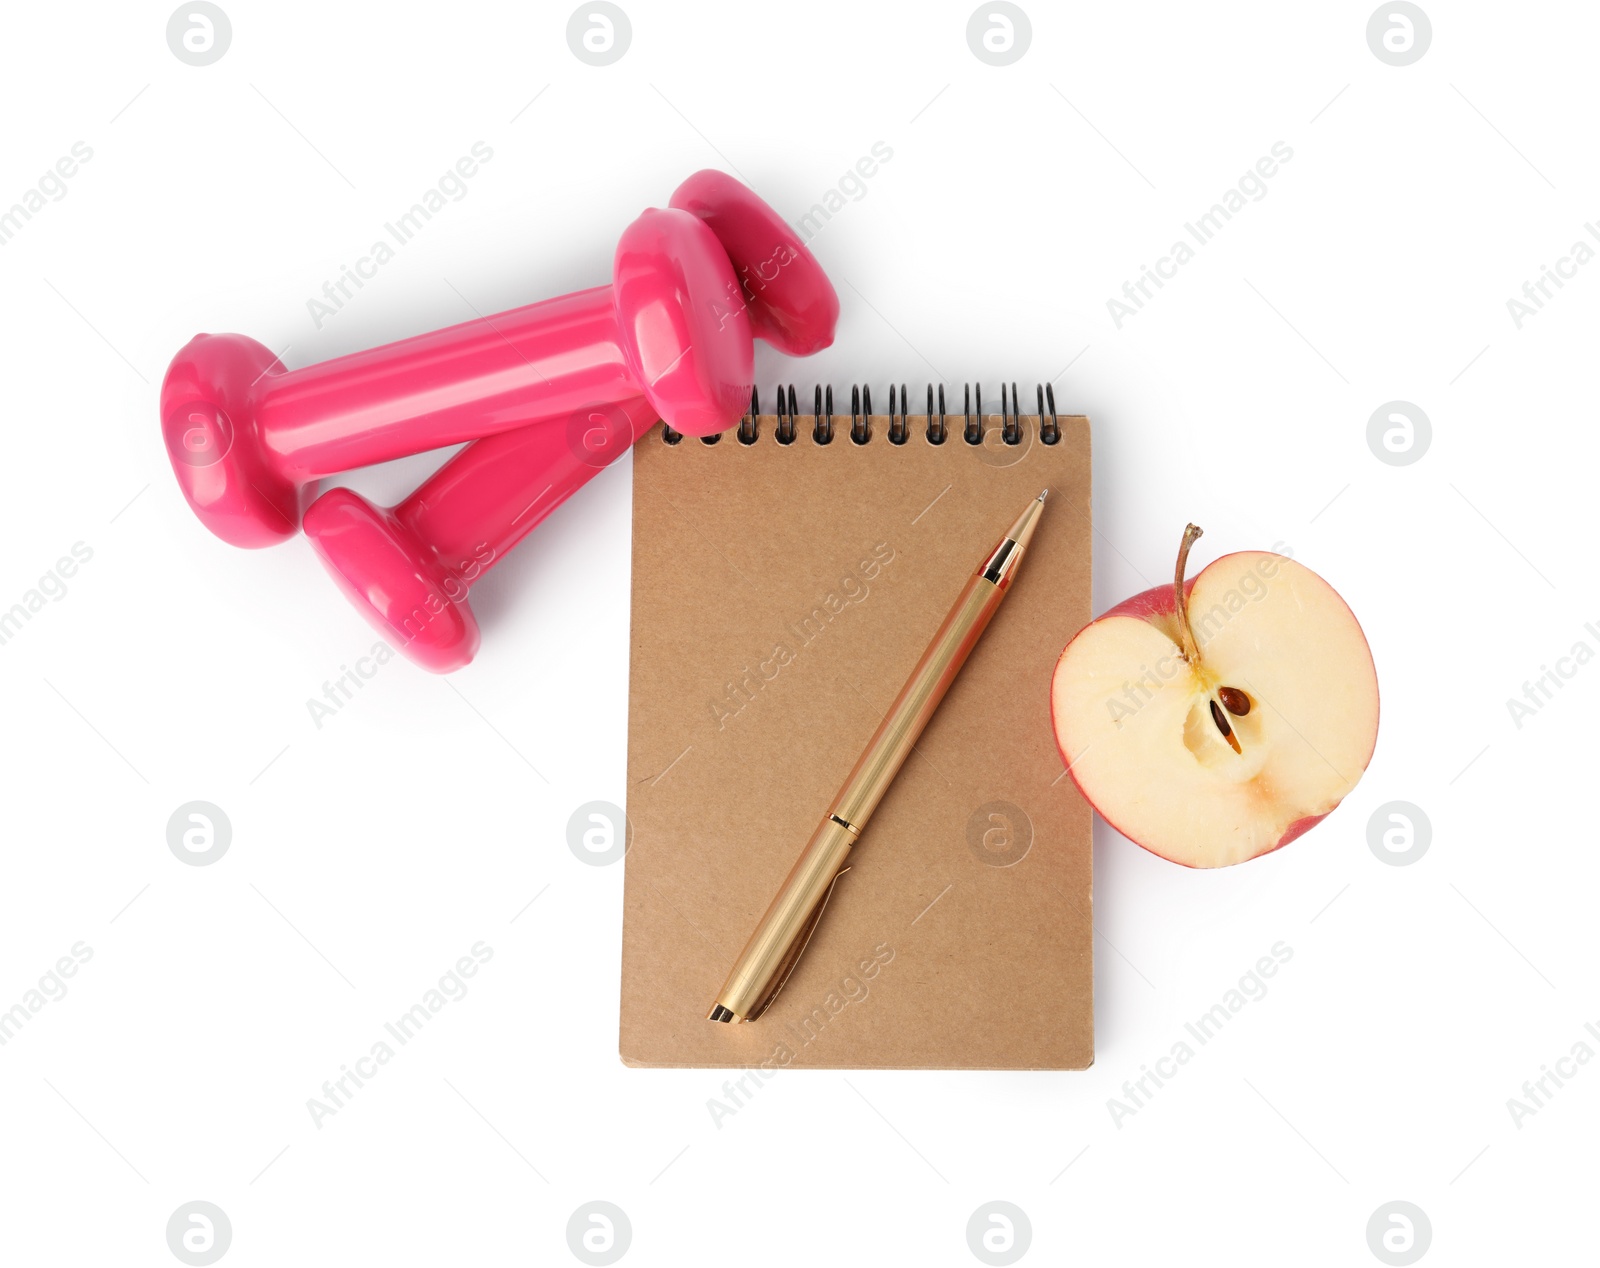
left=303, top=170, right=840, bottom=672
left=160, top=179, right=764, bottom=549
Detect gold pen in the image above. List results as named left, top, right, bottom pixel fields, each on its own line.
left=708, top=490, right=1048, bottom=1023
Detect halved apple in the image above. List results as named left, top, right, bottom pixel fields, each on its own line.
left=1051, top=525, right=1379, bottom=867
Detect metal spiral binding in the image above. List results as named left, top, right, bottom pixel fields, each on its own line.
left=851, top=385, right=871, bottom=444
left=738, top=385, right=759, bottom=444
left=1037, top=382, right=1060, bottom=445
left=659, top=381, right=1064, bottom=445
left=774, top=384, right=796, bottom=444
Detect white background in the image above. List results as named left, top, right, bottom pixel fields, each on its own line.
left=1, top=1, right=1595, bottom=1264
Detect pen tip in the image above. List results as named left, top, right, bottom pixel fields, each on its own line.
left=1038, top=489, right=1048, bottom=502
left=708, top=1004, right=737, bottom=1023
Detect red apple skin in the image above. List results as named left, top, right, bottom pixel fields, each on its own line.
left=1096, top=578, right=1191, bottom=623
left=1053, top=552, right=1380, bottom=867
left=1098, top=551, right=1254, bottom=623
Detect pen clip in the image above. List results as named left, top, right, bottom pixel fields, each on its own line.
left=745, top=866, right=850, bottom=1021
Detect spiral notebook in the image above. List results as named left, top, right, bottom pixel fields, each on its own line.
left=620, top=385, right=1094, bottom=1069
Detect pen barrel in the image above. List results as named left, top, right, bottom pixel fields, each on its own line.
left=714, top=818, right=856, bottom=1021
left=833, top=574, right=1003, bottom=828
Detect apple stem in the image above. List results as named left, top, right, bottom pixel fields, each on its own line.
left=1175, top=523, right=1248, bottom=755
left=1174, top=523, right=1204, bottom=666
left=1177, top=521, right=1248, bottom=752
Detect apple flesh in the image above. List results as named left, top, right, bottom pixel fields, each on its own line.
left=1051, top=526, right=1378, bottom=868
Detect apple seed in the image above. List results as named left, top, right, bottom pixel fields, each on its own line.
left=1208, top=698, right=1244, bottom=755
left=1218, top=686, right=1251, bottom=716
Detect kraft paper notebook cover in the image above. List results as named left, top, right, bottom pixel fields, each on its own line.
left=621, top=390, right=1093, bottom=1069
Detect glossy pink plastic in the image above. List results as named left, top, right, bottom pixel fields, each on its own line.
left=304, top=170, right=840, bottom=672
left=669, top=168, right=839, bottom=356
left=303, top=400, right=651, bottom=673
left=161, top=199, right=753, bottom=548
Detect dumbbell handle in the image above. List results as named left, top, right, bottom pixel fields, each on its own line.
left=304, top=399, right=652, bottom=665
left=255, top=287, right=624, bottom=480
left=302, top=170, right=841, bottom=671
left=400, top=398, right=648, bottom=578
left=164, top=195, right=752, bottom=548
